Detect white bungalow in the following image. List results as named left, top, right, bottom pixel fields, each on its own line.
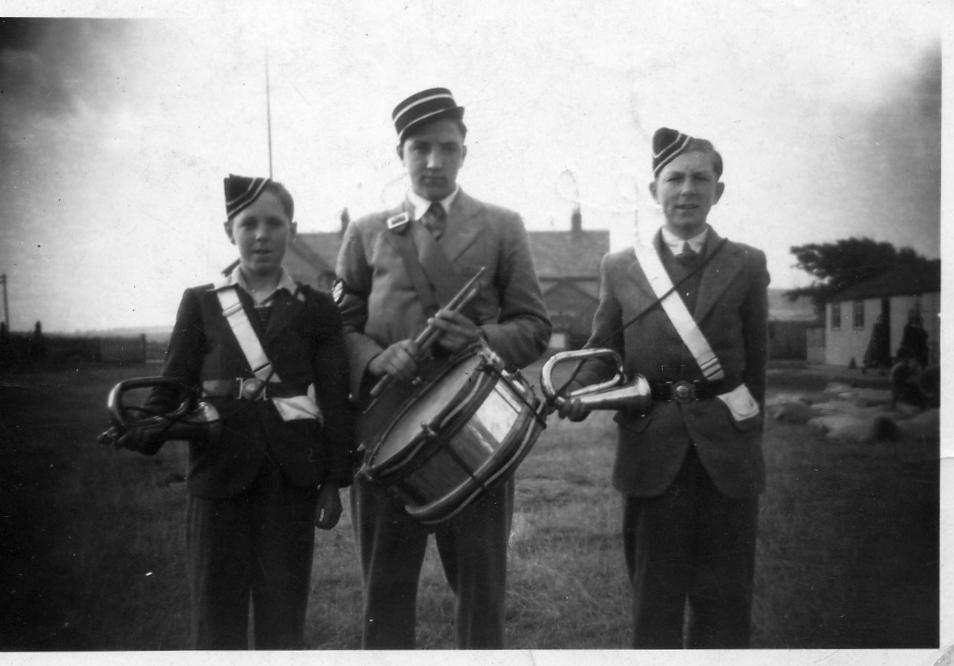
left=823, top=260, right=940, bottom=367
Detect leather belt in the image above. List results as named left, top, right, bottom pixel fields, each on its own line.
left=202, top=379, right=310, bottom=401
left=650, top=378, right=738, bottom=403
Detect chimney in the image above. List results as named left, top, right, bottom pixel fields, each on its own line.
left=571, top=205, right=582, bottom=235
left=340, top=207, right=351, bottom=235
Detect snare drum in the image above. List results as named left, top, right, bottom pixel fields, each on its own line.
left=360, top=345, right=544, bottom=525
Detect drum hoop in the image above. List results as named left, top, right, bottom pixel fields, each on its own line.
left=364, top=347, right=500, bottom=476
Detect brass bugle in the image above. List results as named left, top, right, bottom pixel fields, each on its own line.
left=540, top=348, right=651, bottom=415
left=98, top=376, right=221, bottom=448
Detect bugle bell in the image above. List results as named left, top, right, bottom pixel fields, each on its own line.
left=98, top=376, right=221, bottom=449
left=540, top=348, right=651, bottom=416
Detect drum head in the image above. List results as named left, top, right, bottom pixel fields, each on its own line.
left=373, top=352, right=484, bottom=466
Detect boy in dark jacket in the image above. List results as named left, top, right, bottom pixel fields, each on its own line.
left=121, top=175, right=353, bottom=649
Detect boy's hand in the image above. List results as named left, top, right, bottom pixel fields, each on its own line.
left=557, top=397, right=591, bottom=423
left=315, top=483, right=342, bottom=530
left=368, top=340, right=419, bottom=381
left=430, top=310, right=482, bottom=352
left=115, top=418, right=167, bottom=455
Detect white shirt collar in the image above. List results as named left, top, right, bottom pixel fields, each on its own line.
left=407, top=186, right=460, bottom=221
left=226, top=265, right=297, bottom=304
left=661, top=226, right=709, bottom=256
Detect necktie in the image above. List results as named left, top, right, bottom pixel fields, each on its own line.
left=676, top=241, right=698, bottom=266
left=422, top=202, right=446, bottom=239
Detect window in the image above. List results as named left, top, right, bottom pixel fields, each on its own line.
left=852, top=300, right=865, bottom=329
left=830, top=303, right=841, bottom=330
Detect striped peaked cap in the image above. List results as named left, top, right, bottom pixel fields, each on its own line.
left=392, top=87, right=465, bottom=143
left=652, top=127, right=693, bottom=177
left=224, top=174, right=270, bottom=219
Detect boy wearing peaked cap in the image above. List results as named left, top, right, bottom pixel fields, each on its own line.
left=121, top=175, right=353, bottom=649
left=334, top=87, right=551, bottom=648
left=561, top=128, right=769, bottom=648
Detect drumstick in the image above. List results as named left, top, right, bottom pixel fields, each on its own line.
left=369, top=267, right=486, bottom=400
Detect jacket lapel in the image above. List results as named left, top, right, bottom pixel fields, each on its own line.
left=405, top=205, right=468, bottom=307
left=378, top=191, right=486, bottom=309
left=263, top=287, right=305, bottom=347
left=693, top=230, right=743, bottom=323
left=627, top=229, right=743, bottom=342
left=440, top=190, right=486, bottom=261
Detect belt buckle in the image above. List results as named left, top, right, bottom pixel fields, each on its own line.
left=237, top=377, right=266, bottom=400
left=671, top=380, right=695, bottom=403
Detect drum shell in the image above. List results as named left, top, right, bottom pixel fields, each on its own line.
left=363, top=347, right=544, bottom=525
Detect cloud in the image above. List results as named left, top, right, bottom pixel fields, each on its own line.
left=0, top=19, right=142, bottom=140
left=1, top=19, right=83, bottom=120
left=0, top=46, right=76, bottom=119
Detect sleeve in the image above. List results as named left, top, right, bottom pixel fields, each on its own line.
left=146, top=288, right=206, bottom=414
left=334, top=220, right=386, bottom=398
left=740, top=249, right=770, bottom=406
left=480, top=213, right=553, bottom=369
left=310, top=293, right=355, bottom=486
left=572, top=253, right=625, bottom=389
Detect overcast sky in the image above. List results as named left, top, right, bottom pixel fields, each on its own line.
left=0, top=0, right=945, bottom=332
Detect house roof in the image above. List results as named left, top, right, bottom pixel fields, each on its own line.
left=526, top=230, right=609, bottom=279
left=829, top=260, right=941, bottom=302
left=292, top=232, right=345, bottom=276
left=543, top=277, right=600, bottom=300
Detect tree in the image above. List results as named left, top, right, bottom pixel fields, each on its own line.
left=787, top=237, right=929, bottom=309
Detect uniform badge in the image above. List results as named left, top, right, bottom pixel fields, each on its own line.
left=386, top=211, right=410, bottom=233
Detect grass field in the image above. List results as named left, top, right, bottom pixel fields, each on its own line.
left=0, top=362, right=939, bottom=650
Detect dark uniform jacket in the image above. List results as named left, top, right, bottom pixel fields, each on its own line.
left=335, top=189, right=552, bottom=398
left=154, top=282, right=354, bottom=499
left=577, top=228, right=769, bottom=499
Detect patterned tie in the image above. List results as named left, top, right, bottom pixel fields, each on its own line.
left=676, top=241, right=698, bottom=266
left=421, top=202, right=446, bottom=239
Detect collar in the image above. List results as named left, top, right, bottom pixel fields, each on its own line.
left=407, top=186, right=460, bottom=221
left=660, top=226, right=709, bottom=256
left=226, top=265, right=297, bottom=305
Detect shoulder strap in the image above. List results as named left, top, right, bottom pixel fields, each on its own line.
left=213, top=285, right=324, bottom=423
left=387, top=228, right=442, bottom=317
left=632, top=239, right=725, bottom=380
left=214, top=286, right=282, bottom=383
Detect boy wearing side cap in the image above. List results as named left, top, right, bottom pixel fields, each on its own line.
left=335, top=88, right=551, bottom=648
left=560, top=128, right=769, bottom=648
left=120, top=175, right=353, bottom=649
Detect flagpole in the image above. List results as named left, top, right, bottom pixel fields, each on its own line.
left=265, top=46, right=274, bottom=178
left=222, top=46, right=274, bottom=279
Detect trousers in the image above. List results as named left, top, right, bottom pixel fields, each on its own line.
left=351, top=475, right=513, bottom=648
left=186, top=465, right=318, bottom=649
left=623, top=446, right=759, bottom=648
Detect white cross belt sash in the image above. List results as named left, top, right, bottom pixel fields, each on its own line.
left=632, top=240, right=759, bottom=421
left=632, top=240, right=725, bottom=381
left=213, top=283, right=323, bottom=424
